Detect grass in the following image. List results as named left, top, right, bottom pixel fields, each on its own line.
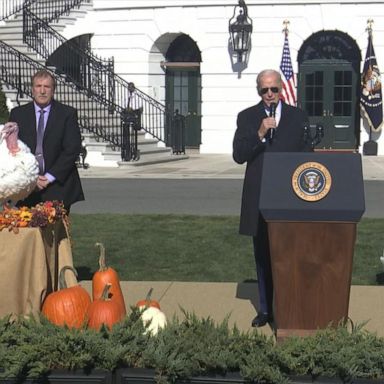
left=69, top=214, right=384, bottom=285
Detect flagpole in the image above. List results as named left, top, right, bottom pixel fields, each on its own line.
left=279, top=20, right=297, bottom=106
left=283, top=19, right=289, bottom=38
left=361, top=18, right=382, bottom=155
left=366, top=19, right=373, bottom=142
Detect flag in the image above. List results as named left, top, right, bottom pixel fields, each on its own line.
left=360, top=32, right=383, bottom=133
left=279, top=33, right=296, bottom=106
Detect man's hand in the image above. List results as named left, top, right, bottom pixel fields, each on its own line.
left=258, top=117, right=276, bottom=140
left=36, top=175, right=50, bottom=190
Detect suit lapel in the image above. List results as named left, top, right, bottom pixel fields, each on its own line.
left=277, top=102, right=288, bottom=129
left=26, top=102, right=38, bottom=146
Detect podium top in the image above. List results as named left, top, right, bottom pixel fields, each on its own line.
left=259, top=152, right=365, bottom=223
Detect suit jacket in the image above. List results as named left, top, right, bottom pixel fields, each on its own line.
left=9, top=100, right=85, bottom=209
left=233, top=101, right=311, bottom=236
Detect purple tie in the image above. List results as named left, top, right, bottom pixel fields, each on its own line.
left=36, top=109, right=45, bottom=174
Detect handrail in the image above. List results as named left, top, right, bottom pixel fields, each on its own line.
left=0, top=39, right=122, bottom=149
left=23, top=8, right=114, bottom=105
left=22, top=6, right=170, bottom=144
left=0, top=0, right=36, bottom=21
left=0, top=0, right=186, bottom=159
left=27, top=0, right=92, bottom=23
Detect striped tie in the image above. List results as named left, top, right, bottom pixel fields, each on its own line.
left=36, top=109, right=45, bottom=174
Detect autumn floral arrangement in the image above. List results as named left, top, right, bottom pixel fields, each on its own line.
left=0, top=200, right=67, bottom=232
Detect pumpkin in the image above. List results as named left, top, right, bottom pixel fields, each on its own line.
left=87, top=284, right=124, bottom=331
left=92, top=242, right=126, bottom=316
left=42, top=266, right=91, bottom=329
left=141, top=306, right=167, bottom=335
left=136, top=287, right=161, bottom=310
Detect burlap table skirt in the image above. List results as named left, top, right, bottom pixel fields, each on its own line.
left=0, top=220, right=77, bottom=319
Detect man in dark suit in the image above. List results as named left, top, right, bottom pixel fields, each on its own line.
left=9, top=70, right=84, bottom=212
left=233, top=69, right=311, bottom=327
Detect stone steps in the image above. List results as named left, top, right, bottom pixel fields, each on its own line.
left=0, top=2, right=188, bottom=167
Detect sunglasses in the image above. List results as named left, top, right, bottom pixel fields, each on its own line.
left=260, top=87, right=279, bottom=95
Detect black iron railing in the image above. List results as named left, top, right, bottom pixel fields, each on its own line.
left=23, top=8, right=115, bottom=105
left=27, top=0, right=92, bottom=23
left=1, top=0, right=186, bottom=160
left=0, top=40, right=122, bottom=149
left=22, top=6, right=173, bottom=145
left=0, top=0, right=35, bottom=21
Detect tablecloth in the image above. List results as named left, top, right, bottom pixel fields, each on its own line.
left=0, top=220, right=77, bottom=319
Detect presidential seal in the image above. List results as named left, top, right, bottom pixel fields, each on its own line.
left=292, top=162, right=332, bottom=202
left=362, top=64, right=382, bottom=99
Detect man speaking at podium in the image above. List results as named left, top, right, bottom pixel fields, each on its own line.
left=233, top=69, right=311, bottom=328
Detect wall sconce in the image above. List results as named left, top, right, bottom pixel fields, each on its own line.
left=228, top=0, right=253, bottom=63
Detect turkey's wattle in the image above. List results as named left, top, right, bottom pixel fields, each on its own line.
left=2, top=121, right=20, bottom=155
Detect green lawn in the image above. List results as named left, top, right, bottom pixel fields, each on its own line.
left=69, top=214, right=384, bottom=285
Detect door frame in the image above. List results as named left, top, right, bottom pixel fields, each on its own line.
left=165, top=63, right=202, bottom=148
left=297, top=30, right=362, bottom=151
left=298, top=59, right=360, bottom=150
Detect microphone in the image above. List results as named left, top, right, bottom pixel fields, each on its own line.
left=268, top=102, right=276, bottom=141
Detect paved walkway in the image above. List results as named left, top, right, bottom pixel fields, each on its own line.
left=79, top=153, right=384, bottom=180
left=78, top=154, right=384, bottom=339
left=79, top=281, right=384, bottom=338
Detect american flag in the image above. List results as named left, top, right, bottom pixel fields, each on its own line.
left=279, top=33, right=296, bottom=106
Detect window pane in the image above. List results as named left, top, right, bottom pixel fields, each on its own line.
left=306, top=87, right=314, bottom=100
left=305, top=103, right=314, bottom=116
left=315, top=87, right=323, bottom=100
left=334, top=102, right=342, bottom=116
left=314, top=102, right=323, bottom=116
left=335, top=71, right=342, bottom=85
left=343, top=87, right=352, bottom=100
left=334, top=87, right=342, bottom=101
left=306, top=73, right=314, bottom=86
left=344, top=103, right=351, bottom=116
left=344, top=71, right=352, bottom=85
left=315, top=71, right=323, bottom=84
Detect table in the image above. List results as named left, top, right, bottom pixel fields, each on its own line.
left=0, top=220, right=77, bottom=319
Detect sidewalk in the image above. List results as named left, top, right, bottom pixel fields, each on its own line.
left=79, top=153, right=384, bottom=180
left=79, top=281, right=384, bottom=338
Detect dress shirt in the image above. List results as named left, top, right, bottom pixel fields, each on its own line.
left=264, top=100, right=282, bottom=126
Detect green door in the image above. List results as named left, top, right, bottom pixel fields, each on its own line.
left=166, top=67, right=201, bottom=148
left=298, top=61, right=358, bottom=150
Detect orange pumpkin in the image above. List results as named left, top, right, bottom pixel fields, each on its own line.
left=42, top=266, right=91, bottom=328
left=87, top=284, right=124, bottom=331
left=136, top=287, right=161, bottom=310
left=92, top=242, right=126, bottom=316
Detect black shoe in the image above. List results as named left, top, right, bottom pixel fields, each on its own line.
left=251, top=313, right=272, bottom=327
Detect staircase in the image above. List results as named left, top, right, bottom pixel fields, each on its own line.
left=0, top=0, right=188, bottom=167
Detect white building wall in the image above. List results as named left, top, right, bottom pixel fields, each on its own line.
left=64, top=1, right=384, bottom=154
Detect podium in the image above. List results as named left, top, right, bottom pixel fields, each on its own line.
left=259, top=152, right=365, bottom=341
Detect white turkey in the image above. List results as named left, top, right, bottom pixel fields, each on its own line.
left=0, top=122, right=39, bottom=207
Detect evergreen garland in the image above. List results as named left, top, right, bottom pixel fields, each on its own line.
left=0, top=310, right=383, bottom=383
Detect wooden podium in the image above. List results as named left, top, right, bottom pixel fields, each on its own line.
left=259, top=152, right=365, bottom=341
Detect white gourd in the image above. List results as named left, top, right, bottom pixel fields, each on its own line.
left=141, top=307, right=167, bottom=335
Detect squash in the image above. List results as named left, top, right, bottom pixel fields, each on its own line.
left=87, top=284, right=124, bottom=331
left=141, top=306, right=167, bottom=335
left=92, top=242, right=126, bottom=316
left=136, top=287, right=161, bottom=310
left=42, top=266, right=91, bottom=329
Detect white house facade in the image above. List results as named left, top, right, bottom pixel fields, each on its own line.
left=62, top=0, right=384, bottom=155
